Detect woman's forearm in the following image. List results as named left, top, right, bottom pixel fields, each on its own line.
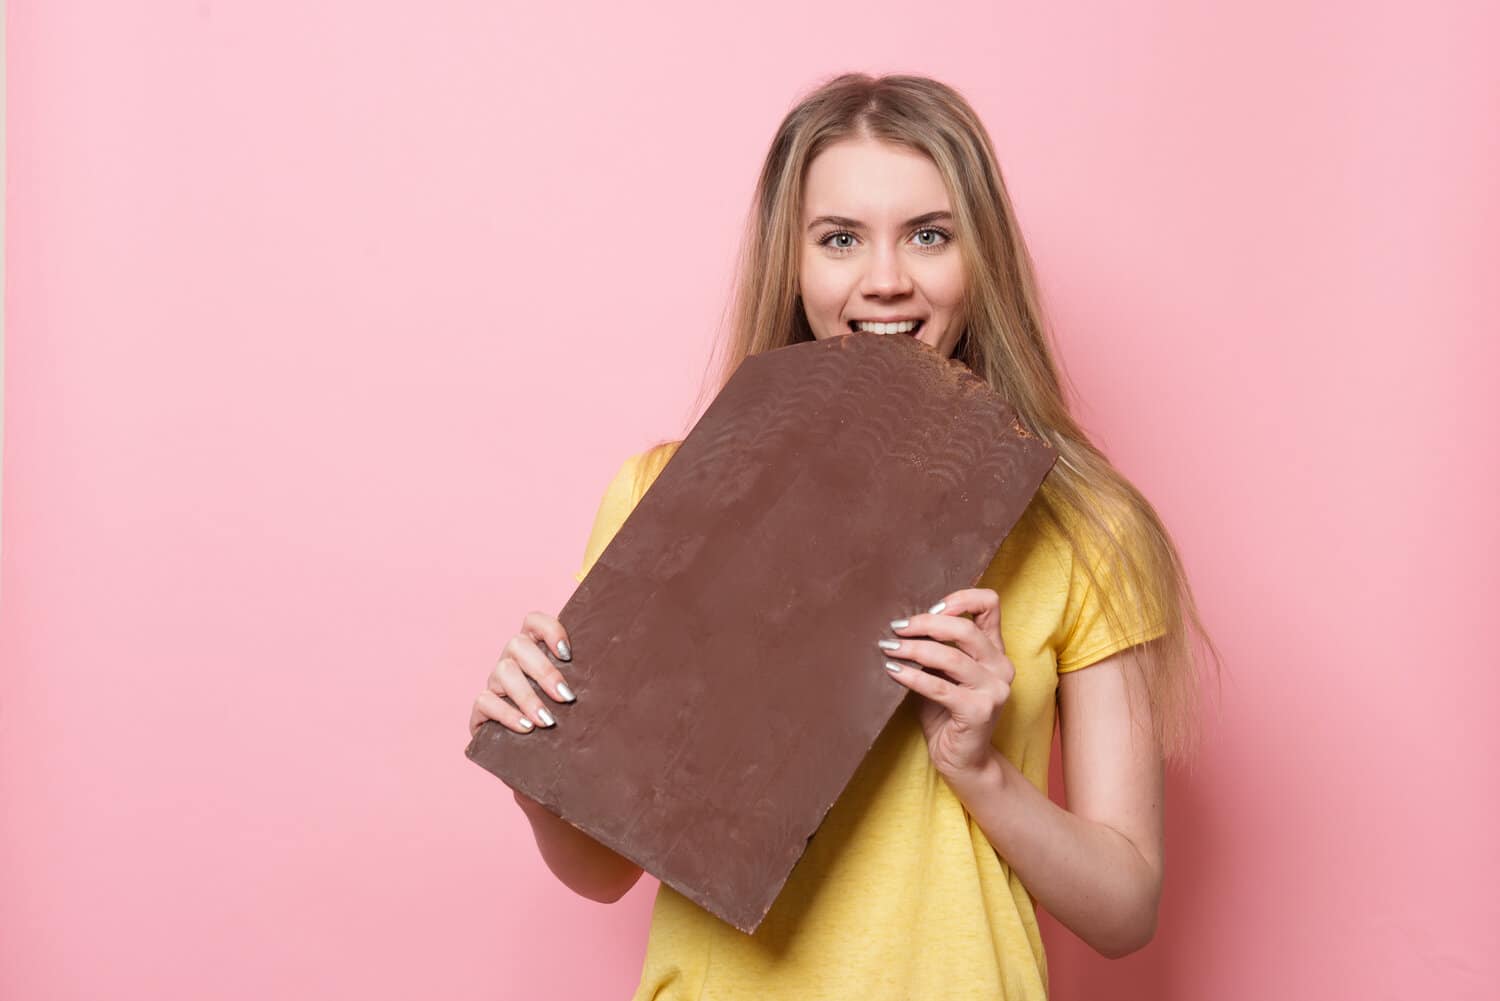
left=943, top=749, right=1161, bottom=958
left=514, top=790, right=644, bottom=903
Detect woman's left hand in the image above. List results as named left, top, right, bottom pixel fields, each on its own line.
left=878, top=587, right=1014, bottom=778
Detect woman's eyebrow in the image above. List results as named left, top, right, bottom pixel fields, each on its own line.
left=806, top=210, right=953, bottom=231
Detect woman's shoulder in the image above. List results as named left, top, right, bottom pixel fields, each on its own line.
left=639, top=439, right=684, bottom=473
left=999, top=480, right=1148, bottom=577
left=623, top=439, right=684, bottom=503
left=573, top=440, right=685, bottom=583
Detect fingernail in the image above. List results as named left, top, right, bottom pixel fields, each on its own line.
left=538, top=708, right=556, bottom=727
left=557, top=682, right=576, bottom=702
left=518, top=718, right=534, bottom=731
left=890, top=618, right=910, bottom=630
left=877, top=638, right=901, bottom=651
left=883, top=661, right=903, bottom=674
left=928, top=600, right=947, bottom=614
left=557, top=640, right=571, bottom=660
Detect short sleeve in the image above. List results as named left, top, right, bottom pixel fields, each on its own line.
left=571, top=452, right=647, bottom=584
left=1054, top=502, right=1169, bottom=674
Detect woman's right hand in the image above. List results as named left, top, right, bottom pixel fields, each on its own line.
left=468, top=608, right=644, bottom=899
left=468, top=610, right=577, bottom=740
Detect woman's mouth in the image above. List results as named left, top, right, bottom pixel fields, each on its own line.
left=848, top=319, right=924, bottom=336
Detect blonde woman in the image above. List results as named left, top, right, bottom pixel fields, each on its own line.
left=470, top=73, right=1221, bottom=999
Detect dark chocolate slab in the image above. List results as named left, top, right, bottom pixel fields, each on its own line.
left=466, top=332, right=1057, bottom=933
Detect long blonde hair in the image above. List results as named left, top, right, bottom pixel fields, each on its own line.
left=643, top=73, right=1221, bottom=767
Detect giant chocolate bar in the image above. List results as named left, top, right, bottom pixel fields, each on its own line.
left=466, top=332, right=1057, bottom=933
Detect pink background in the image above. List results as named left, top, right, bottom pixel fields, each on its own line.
left=4, top=2, right=1496, bottom=998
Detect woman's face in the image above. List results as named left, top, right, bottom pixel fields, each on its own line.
left=799, top=137, right=966, bottom=359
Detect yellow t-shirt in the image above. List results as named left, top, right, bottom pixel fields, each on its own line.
left=571, top=442, right=1166, bottom=1001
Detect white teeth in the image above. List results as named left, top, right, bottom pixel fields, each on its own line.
left=853, top=320, right=920, bottom=335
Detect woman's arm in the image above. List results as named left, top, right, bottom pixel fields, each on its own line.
left=514, top=790, right=645, bottom=903
left=943, top=638, right=1166, bottom=959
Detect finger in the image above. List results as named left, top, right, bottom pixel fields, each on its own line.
left=882, top=661, right=1008, bottom=725
left=881, top=658, right=964, bottom=708
left=923, top=588, right=1004, bottom=654
left=504, top=630, right=578, bottom=705
left=470, top=690, right=537, bottom=738
left=877, top=634, right=989, bottom=688
left=489, top=657, right=558, bottom=729
left=890, top=601, right=1004, bottom=667
left=521, top=610, right=573, bottom=663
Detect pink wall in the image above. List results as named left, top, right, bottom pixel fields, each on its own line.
left=3, top=2, right=1495, bottom=998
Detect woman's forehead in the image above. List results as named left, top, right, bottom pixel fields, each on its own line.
left=802, top=140, right=950, bottom=222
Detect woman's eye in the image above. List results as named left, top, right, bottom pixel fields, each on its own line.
left=819, top=228, right=950, bottom=252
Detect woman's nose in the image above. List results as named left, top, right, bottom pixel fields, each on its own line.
left=859, top=244, right=913, bottom=297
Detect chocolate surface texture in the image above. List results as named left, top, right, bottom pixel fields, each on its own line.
left=466, top=332, right=1058, bottom=933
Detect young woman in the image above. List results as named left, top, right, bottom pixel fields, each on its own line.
left=469, top=73, right=1220, bottom=1000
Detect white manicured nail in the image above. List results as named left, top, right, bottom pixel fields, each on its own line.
left=928, top=600, right=947, bottom=614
